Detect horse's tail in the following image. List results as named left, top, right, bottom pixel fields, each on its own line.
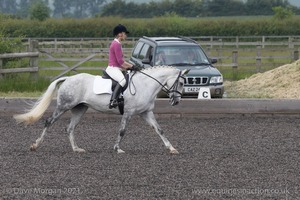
left=13, top=77, right=68, bottom=125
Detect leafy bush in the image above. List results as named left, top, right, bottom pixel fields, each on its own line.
left=1, top=16, right=300, bottom=38
left=0, top=32, right=23, bottom=54
left=272, top=6, right=294, bottom=20
left=0, top=32, right=25, bottom=69
left=0, top=33, right=50, bottom=93
left=0, top=15, right=300, bottom=38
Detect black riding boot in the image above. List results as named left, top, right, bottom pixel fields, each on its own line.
left=109, top=83, right=123, bottom=109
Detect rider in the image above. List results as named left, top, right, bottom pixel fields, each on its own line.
left=106, top=24, right=135, bottom=109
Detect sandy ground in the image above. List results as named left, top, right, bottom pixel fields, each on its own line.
left=225, top=59, right=300, bottom=98
left=0, top=112, right=299, bottom=199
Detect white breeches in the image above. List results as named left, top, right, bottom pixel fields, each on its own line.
left=105, top=66, right=126, bottom=87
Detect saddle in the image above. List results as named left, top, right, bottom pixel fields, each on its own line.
left=101, top=70, right=130, bottom=115
left=102, top=70, right=129, bottom=92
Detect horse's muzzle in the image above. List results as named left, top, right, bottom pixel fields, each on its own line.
left=169, top=96, right=181, bottom=106
left=172, top=101, right=179, bottom=106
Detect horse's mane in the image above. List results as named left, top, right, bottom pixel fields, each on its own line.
left=141, top=65, right=178, bottom=72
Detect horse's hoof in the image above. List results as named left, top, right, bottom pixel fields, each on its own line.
left=73, top=148, right=86, bottom=153
left=30, top=143, right=37, bottom=151
left=170, top=149, right=179, bottom=154
left=117, top=149, right=125, bottom=154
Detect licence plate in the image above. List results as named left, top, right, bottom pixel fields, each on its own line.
left=184, top=87, right=201, bottom=93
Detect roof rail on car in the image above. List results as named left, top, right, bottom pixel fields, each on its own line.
left=142, top=36, right=158, bottom=44
left=178, top=36, right=197, bottom=44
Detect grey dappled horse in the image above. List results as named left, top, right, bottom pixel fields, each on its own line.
left=14, top=66, right=189, bottom=154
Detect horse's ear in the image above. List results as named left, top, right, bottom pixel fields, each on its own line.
left=182, top=69, right=190, bottom=75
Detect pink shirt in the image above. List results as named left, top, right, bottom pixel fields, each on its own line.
left=108, top=39, right=124, bottom=68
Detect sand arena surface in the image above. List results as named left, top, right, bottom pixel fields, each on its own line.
left=0, top=112, right=299, bottom=199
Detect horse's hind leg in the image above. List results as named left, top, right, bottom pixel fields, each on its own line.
left=140, top=111, right=179, bottom=154
left=68, top=104, right=88, bottom=153
left=30, top=107, right=66, bottom=151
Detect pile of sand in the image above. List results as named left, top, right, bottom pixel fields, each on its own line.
left=224, top=60, right=300, bottom=98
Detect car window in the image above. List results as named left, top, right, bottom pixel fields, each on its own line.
left=179, top=47, right=209, bottom=64
left=132, top=42, right=144, bottom=58
left=138, top=43, right=150, bottom=60
left=149, top=47, right=154, bottom=65
left=156, top=46, right=209, bottom=65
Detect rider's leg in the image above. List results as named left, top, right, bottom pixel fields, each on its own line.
left=109, top=83, right=123, bottom=108
left=105, top=66, right=126, bottom=108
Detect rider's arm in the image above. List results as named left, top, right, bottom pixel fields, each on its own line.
left=113, top=42, right=133, bottom=69
left=121, top=61, right=133, bottom=69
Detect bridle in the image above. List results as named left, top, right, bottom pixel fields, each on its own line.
left=129, top=69, right=185, bottom=101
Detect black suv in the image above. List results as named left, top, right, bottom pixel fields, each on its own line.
left=130, top=36, right=224, bottom=98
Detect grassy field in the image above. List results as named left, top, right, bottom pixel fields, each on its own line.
left=0, top=56, right=106, bottom=96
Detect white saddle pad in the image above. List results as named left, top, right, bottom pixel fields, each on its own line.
left=93, top=76, right=112, bottom=95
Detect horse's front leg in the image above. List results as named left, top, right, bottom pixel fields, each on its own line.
left=114, top=113, right=131, bottom=153
left=140, top=111, right=179, bottom=154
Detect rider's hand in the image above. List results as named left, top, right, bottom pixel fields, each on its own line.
left=131, top=65, right=140, bottom=71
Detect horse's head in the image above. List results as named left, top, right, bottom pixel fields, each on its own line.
left=166, top=69, right=189, bottom=106
left=132, top=66, right=189, bottom=105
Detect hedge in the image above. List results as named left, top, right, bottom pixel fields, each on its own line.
left=1, top=16, right=300, bottom=38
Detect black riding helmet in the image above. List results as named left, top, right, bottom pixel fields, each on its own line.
left=113, top=24, right=129, bottom=36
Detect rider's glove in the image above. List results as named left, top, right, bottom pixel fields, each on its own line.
left=131, top=65, right=141, bottom=71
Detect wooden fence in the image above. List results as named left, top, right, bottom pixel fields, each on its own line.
left=1, top=37, right=300, bottom=80
left=26, top=36, right=300, bottom=49
left=0, top=52, right=39, bottom=79
left=0, top=40, right=39, bottom=79
left=35, top=38, right=299, bottom=80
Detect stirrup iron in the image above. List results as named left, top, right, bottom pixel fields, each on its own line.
left=109, top=99, right=119, bottom=108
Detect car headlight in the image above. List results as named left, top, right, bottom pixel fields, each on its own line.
left=210, top=76, right=223, bottom=84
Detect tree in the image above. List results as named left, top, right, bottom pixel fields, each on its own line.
left=1, top=0, right=299, bottom=19
left=29, top=0, right=50, bottom=21
left=208, top=0, right=245, bottom=16
left=17, top=0, right=32, bottom=18
left=88, top=0, right=107, bottom=17
left=245, top=0, right=290, bottom=15
left=52, top=0, right=106, bottom=18
left=172, top=0, right=203, bottom=17
left=101, top=0, right=127, bottom=17
left=272, top=6, right=294, bottom=20
left=52, top=0, right=73, bottom=18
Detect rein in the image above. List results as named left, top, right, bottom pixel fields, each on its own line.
left=129, top=69, right=184, bottom=98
